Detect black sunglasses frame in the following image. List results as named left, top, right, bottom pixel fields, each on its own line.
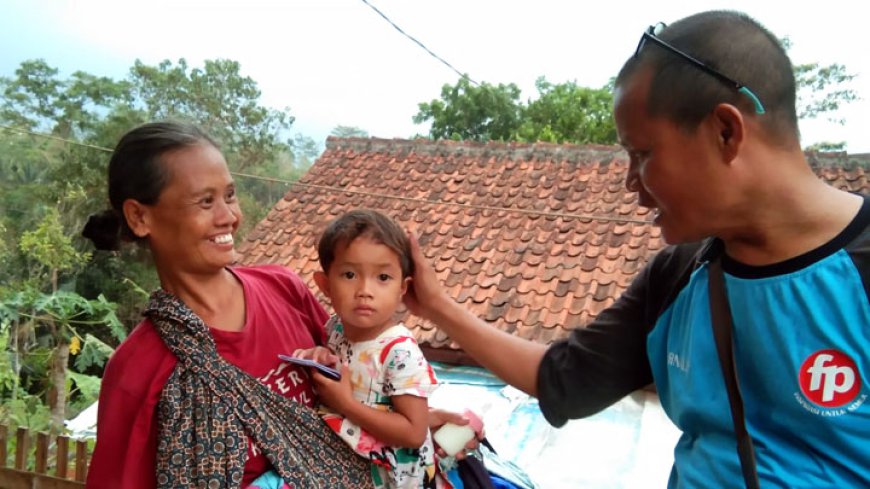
left=635, top=23, right=765, bottom=115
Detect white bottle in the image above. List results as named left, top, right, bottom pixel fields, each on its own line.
left=432, top=409, right=484, bottom=457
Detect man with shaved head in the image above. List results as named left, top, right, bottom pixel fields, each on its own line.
left=407, top=10, right=870, bottom=488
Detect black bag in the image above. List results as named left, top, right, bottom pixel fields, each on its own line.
left=456, top=438, right=497, bottom=489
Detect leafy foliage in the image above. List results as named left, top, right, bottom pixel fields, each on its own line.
left=778, top=37, right=860, bottom=127
left=19, top=208, right=91, bottom=290
left=414, top=76, right=615, bottom=144
left=414, top=50, right=859, bottom=147
left=0, top=330, right=20, bottom=395
left=331, top=125, right=369, bottom=138
left=1, top=59, right=135, bottom=138
left=0, top=286, right=124, bottom=430
left=0, top=221, right=9, bottom=265
left=804, top=141, right=847, bottom=152
left=74, top=334, right=116, bottom=372
left=0, top=394, right=52, bottom=433
left=130, top=58, right=296, bottom=171
left=0, top=56, right=317, bottom=310
left=518, top=77, right=615, bottom=144
left=1, top=56, right=320, bottom=430
left=414, top=77, right=523, bottom=141
left=66, top=370, right=101, bottom=403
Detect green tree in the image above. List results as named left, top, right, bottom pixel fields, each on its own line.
left=0, top=288, right=123, bottom=432
left=415, top=52, right=859, bottom=147
left=518, top=77, right=616, bottom=144
left=795, top=62, right=858, bottom=123
left=413, top=76, right=608, bottom=144
left=0, top=57, right=317, bottom=430
left=0, top=222, right=9, bottom=263
left=0, top=59, right=64, bottom=130
left=18, top=208, right=90, bottom=292
left=779, top=37, right=859, bottom=151
left=130, top=58, right=295, bottom=171
left=413, top=77, right=523, bottom=141
left=779, top=38, right=859, bottom=126
left=1, top=59, right=134, bottom=139
left=0, top=57, right=311, bottom=300
left=331, top=125, right=369, bottom=138
left=1, top=207, right=122, bottom=432
left=0, top=58, right=305, bottom=248
left=1, top=60, right=136, bottom=263
left=289, top=133, right=322, bottom=168
left=793, top=62, right=857, bottom=151
left=15, top=209, right=90, bottom=431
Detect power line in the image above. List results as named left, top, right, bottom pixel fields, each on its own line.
left=0, top=124, right=651, bottom=224
left=359, top=0, right=479, bottom=86
left=0, top=124, right=113, bottom=153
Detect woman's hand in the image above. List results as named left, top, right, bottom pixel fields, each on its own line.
left=428, top=408, right=485, bottom=460
left=403, top=231, right=452, bottom=322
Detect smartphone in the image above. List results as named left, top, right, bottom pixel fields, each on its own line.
left=277, top=354, right=341, bottom=381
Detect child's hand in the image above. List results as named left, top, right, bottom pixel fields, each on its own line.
left=292, top=346, right=338, bottom=367
left=311, top=363, right=354, bottom=412
left=428, top=408, right=485, bottom=459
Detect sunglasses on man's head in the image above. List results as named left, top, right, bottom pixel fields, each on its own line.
left=635, top=22, right=766, bottom=115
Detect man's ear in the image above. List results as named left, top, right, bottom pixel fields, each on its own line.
left=313, top=271, right=331, bottom=298
left=122, top=199, right=150, bottom=238
left=710, top=103, right=745, bottom=163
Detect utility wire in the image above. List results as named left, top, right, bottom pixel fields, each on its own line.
left=0, top=124, right=113, bottom=153
left=359, top=0, right=479, bottom=86
left=0, top=124, right=651, bottom=224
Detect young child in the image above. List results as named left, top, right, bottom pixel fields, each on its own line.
left=253, top=209, right=441, bottom=489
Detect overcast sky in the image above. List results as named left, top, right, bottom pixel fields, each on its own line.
left=2, top=0, right=868, bottom=152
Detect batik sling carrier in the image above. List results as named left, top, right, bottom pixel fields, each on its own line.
left=146, top=290, right=372, bottom=489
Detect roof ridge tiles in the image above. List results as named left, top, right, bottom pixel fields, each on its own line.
left=324, top=136, right=624, bottom=162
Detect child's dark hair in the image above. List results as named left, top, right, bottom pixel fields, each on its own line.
left=318, top=209, right=413, bottom=278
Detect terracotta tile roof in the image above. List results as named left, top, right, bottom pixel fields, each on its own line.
left=237, top=139, right=870, bottom=365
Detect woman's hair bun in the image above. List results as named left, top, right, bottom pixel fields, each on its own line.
left=82, top=210, right=122, bottom=251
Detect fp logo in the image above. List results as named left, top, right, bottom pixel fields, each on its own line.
left=799, top=350, right=861, bottom=408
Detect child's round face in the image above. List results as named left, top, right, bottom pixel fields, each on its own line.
left=323, top=236, right=409, bottom=341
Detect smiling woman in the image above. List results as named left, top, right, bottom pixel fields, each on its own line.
left=80, top=121, right=372, bottom=488
left=123, top=143, right=243, bottom=290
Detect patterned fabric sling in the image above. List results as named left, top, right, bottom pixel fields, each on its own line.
left=146, top=290, right=372, bottom=489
